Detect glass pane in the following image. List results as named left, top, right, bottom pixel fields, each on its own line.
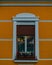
left=16, top=36, right=25, bottom=60
left=27, top=36, right=35, bottom=57
left=17, top=36, right=25, bottom=52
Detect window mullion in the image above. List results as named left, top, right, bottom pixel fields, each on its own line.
left=25, top=36, right=27, bottom=53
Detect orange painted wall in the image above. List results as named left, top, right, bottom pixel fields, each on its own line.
left=0, top=6, right=52, bottom=20
left=0, top=4, right=52, bottom=65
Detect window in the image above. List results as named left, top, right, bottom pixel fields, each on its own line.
left=15, top=25, right=35, bottom=60
left=13, top=13, right=39, bottom=62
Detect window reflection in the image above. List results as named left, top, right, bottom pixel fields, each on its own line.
left=16, top=36, right=35, bottom=60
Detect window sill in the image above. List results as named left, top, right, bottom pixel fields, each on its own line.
left=14, top=60, right=38, bottom=62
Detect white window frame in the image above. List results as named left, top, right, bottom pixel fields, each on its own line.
left=13, top=13, right=39, bottom=62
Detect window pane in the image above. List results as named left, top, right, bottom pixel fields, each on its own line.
left=27, top=36, right=35, bottom=56
left=17, top=36, right=25, bottom=52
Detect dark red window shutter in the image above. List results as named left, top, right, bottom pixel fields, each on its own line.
left=17, top=25, right=35, bottom=36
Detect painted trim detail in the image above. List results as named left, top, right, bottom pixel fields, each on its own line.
left=39, top=39, right=52, bottom=41
left=0, top=39, right=12, bottom=41
left=0, top=20, right=52, bottom=22
left=0, top=58, right=12, bottom=60
left=0, top=4, right=52, bottom=6
left=0, top=20, right=12, bottom=22
left=0, top=38, right=52, bottom=41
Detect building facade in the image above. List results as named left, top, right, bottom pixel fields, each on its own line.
left=0, top=1, right=52, bottom=65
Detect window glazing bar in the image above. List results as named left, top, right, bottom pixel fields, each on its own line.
left=25, top=36, right=27, bottom=53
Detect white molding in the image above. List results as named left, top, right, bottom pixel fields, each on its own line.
left=0, top=20, right=11, bottom=22
left=0, top=1, right=52, bottom=2
left=14, top=60, right=38, bottom=62
left=0, top=4, right=52, bottom=6
left=39, top=59, right=52, bottom=60
left=0, top=58, right=52, bottom=60
left=0, top=38, right=52, bottom=41
left=13, top=19, right=39, bottom=21
left=13, top=21, right=16, bottom=60
left=39, top=39, right=52, bottom=41
left=0, top=58, right=12, bottom=60
left=40, top=20, right=52, bottom=22
left=0, top=20, right=52, bottom=22
left=16, top=22, right=35, bottom=25
left=35, top=21, right=39, bottom=60
left=0, top=39, right=12, bottom=41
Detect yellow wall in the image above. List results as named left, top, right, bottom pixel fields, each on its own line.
left=0, top=5, right=52, bottom=65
